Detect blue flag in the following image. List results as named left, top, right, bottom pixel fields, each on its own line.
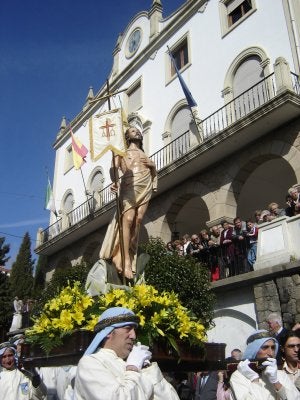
left=168, top=49, right=197, bottom=109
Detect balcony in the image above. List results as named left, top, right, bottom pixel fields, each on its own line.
left=35, top=62, right=300, bottom=258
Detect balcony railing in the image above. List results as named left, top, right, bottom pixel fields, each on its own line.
left=39, top=71, right=299, bottom=244
left=151, top=72, right=277, bottom=170
left=291, top=72, right=300, bottom=95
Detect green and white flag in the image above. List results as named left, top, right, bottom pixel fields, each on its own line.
left=45, top=178, right=57, bottom=215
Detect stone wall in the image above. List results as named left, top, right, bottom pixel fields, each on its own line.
left=254, top=273, right=300, bottom=329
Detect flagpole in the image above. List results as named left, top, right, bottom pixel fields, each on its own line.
left=106, top=79, right=126, bottom=285
left=167, top=46, right=203, bottom=142
left=79, top=167, right=92, bottom=213
left=68, top=121, right=92, bottom=213
left=45, top=166, right=58, bottom=220
left=190, top=107, right=203, bottom=142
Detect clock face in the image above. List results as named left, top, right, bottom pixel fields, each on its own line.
left=127, top=28, right=142, bottom=57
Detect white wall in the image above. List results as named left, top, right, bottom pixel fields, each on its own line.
left=208, top=286, right=257, bottom=357
left=51, top=0, right=296, bottom=221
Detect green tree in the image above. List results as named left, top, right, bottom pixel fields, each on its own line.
left=141, top=237, right=215, bottom=329
left=10, top=232, right=34, bottom=299
left=32, top=262, right=90, bottom=316
left=33, top=254, right=47, bottom=298
left=0, top=271, right=12, bottom=340
left=0, top=236, right=10, bottom=265
left=0, top=236, right=12, bottom=339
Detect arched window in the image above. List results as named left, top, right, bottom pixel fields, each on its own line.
left=90, top=170, right=104, bottom=193
left=233, top=55, right=263, bottom=97
left=62, top=191, right=74, bottom=227
left=64, top=192, right=74, bottom=213
left=89, top=169, right=104, bottom=208
left=171, top=107, right=191, bottom=140
left=232, top=55, right=267, bottom=118
left=170, top=107, right=192, bottom=159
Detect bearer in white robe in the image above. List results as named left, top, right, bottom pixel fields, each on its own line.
left=74, top=306, right=179, bottom=400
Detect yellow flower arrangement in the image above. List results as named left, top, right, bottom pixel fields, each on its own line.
left=99, top=284, right=206, bottom=353
left=25, top=282, right=99, bottom=353
left=26, top=282, right=207, bottom=355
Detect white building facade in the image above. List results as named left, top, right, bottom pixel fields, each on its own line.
left=36, top=0, right=300, bottom=356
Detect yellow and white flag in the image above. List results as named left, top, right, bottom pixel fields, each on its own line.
left=89, top=108, right=126, bottom=161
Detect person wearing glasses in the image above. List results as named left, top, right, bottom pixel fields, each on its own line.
left=230, top=329, right=300, bottom=399
left=279, top=330, right=300, bottom=391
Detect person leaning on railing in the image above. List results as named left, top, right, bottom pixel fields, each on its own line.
left=267, top=202, right=286, bottom=221
left=286, top=187, right=300, bottom=217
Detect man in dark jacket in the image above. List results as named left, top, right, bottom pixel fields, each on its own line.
left=194, top=371, right=218, bottom=400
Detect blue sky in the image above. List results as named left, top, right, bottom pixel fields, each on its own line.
left=0, top=0, right=183, bottom=268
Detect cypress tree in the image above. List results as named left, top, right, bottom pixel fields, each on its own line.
left=10, top=232, right=34, bottom=299
left=0, top=236, right=10, bottom=265
left=0, top=237, right=11, bottom=339
left=33, top=254, right=47, bottom=298
left=0, top=271, right=12, bottom=338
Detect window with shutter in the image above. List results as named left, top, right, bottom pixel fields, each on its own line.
left=170, top=107, right=191, bottom=159
left=90, top=170, right=104, bottom=193
left=64, top=145, right=73, bottom=173
left=171, top=40, right=189, bottom=77
left=219, top=0, right=256, bottom=37
left=64, top=193, right=73, bottom=213
left=127, top=82, right=142, bottom=114
left=227, top=0, right=252, bottom=27
left=233, top=55, right=264, bottom=118
left=171, top=107, right=191, bottom=139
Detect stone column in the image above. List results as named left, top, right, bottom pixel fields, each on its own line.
left=112, top=35, right=121, bottom=77
left=149, top=0, right=162, bottom=40
left=274, top=57, right=293, bottom=94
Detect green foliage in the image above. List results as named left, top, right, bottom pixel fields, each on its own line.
left=9, top=232, right=34, bottom=299
left=32, top=262, right=90, bottom=317
left=0, top=271, right=13, bottom=331
left=0, top=236, right=10, bottom=265
left=26, top=331, right=66, bottom=355
left=33, top=255, right=47, bottom=298
left=141, top=237, right=215, bottom=329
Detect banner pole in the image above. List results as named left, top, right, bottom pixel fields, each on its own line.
left=106, top=79, right=126, bottom=284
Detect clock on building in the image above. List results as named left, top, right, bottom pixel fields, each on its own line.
left=126, top=28, right=142, bottom=57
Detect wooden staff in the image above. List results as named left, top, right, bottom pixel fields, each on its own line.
left=106, top=79, right=127, bottom=285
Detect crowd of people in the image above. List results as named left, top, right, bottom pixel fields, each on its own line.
left=1, top=186, right=299, bottom=398
left=1, top=307, right=299, bottom=399
left=165, top=186, right=300, bottom=281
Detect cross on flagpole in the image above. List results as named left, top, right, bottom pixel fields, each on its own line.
left=88, top=82, right=128, bottom=105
